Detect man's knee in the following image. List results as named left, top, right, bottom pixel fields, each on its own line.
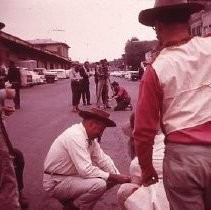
left=90, top=178, right=107, bottom=195
left=117, top=183, right=139, bottom=203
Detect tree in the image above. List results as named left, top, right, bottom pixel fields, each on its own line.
left=124, top=37, right=158, bottom=70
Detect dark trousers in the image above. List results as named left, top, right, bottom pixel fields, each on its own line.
left=102, top=84, right=109, bottom=105
left=114, top=97, right=130, bottom=111
left=96, top=82, right=108, bottom=105
left=81, top=81, right=90, bottom=104
left=12, top=84, right=20, bottom=108
left=13, top=148, right=25, bottom=191
left=71, top=81, right=82, bottom=106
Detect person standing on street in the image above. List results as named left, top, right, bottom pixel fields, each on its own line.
left=96, top=59, right=111, bottom=109
left=43, top=108, right=131, bottom=210
left=0, top=88, right=21, bottom=210
left=94, top=62, right=100, bottom=97
left=7, top=61, right=21, bottom=109
left=69, top=63, right=83, bottom=112
left=0, top=89, right=29, bottom=209
left=0, top=38, right=21, bottom=207
left=0, top=58, right=7, bottom=89
left=133, top=1, right=211, bottom=210
left=0, top=36, right=21, bottom=209
left=0, top=37, right=28, bottom=209
left=80, top=61, right=91, bottom=106
left=0, top=39, right=8, bottom=108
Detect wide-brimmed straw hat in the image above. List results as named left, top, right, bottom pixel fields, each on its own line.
left=139, top=0, right=204, bottom=26
left=0, top=22, right=5, bottom=30
left=79, top=108, right=116, bottom=127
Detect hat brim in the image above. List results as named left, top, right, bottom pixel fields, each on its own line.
left=0, top=22, right=5, bottom=30
left=79, top=110, right=116, bottom=127
left=139, top=3, right=204, bottom=26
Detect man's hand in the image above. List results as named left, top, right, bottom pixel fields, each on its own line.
left=141, top=165, right=158, bottom=187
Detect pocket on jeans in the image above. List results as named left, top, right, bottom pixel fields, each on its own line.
left=163, top=156, right=199, bottom=191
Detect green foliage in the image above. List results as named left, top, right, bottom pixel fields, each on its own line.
left=124, top=37, right=158, bottom=70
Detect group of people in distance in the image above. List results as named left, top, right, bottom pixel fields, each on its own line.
left=69, top=59, right=132, bottom=112
left=44, top=1, right=211, bottom=210
left=69, top=61, right=91, bottom=112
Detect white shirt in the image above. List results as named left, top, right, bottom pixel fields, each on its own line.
left=44, top=123, right=119, bottom=180
left=153, top=36, right=211, bottom=134
left=130, top=132, right=165, bottom=184
left=69, top=68, right=82, bottom=81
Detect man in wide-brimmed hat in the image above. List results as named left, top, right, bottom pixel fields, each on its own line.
left=43, top=108, right=130, bottom=210
left=133, top=1, right=211, bottom=209
left=0, top=22, right=5, bottom=30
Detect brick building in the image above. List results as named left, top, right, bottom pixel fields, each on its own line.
left=189, top=0, right=211, bottom=37
left=0, top=29, right=71, bottom=70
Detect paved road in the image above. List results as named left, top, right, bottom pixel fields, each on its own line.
left=5, top=76, right=139, bottom=210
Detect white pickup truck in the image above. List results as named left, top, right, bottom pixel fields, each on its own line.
left=33, top=68, right=57, bottom=83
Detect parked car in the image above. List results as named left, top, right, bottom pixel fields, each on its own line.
left=65, top=69, right=71, bottom=78
left=130, top=71, right=139, bottom=81
left=29, top=71, right=45, bottom=85
left=124, top=71, right=139, bottom=81
left=32, top=70, right=46, bottom=83
left=49, top=69, right=67, bottom=79
left=110, top=71, right=126, bottom=77
left=19, top=67, right=33, bottom=87
left=33, top=68, right=57, bottom=83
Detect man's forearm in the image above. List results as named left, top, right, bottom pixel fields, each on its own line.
left=107, top=173, right=131, bottom=184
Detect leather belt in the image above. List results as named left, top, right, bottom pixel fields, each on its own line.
left=44, top=171, right=68, bottom=176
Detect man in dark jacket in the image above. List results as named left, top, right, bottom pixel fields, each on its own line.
left=7, top=61, right=21, bottom=109
left=80, top=61, right=91, bottom=105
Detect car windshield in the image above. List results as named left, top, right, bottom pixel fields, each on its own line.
left=34, top=69, right=44, bottom=75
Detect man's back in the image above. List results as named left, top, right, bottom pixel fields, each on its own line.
left=153, top=36, right=211, bottom=135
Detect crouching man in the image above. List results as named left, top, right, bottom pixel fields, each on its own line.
left=43, top=108, right=131, bottom=210
left=109, top=81, right=132, bottom=111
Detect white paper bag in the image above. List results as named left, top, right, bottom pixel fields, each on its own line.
left=125, top=180, right=169, bottom=210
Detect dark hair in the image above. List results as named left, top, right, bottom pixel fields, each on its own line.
left=111, top=81, right=119, bottom=87
left=75, top=65, right=80, bottom=72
